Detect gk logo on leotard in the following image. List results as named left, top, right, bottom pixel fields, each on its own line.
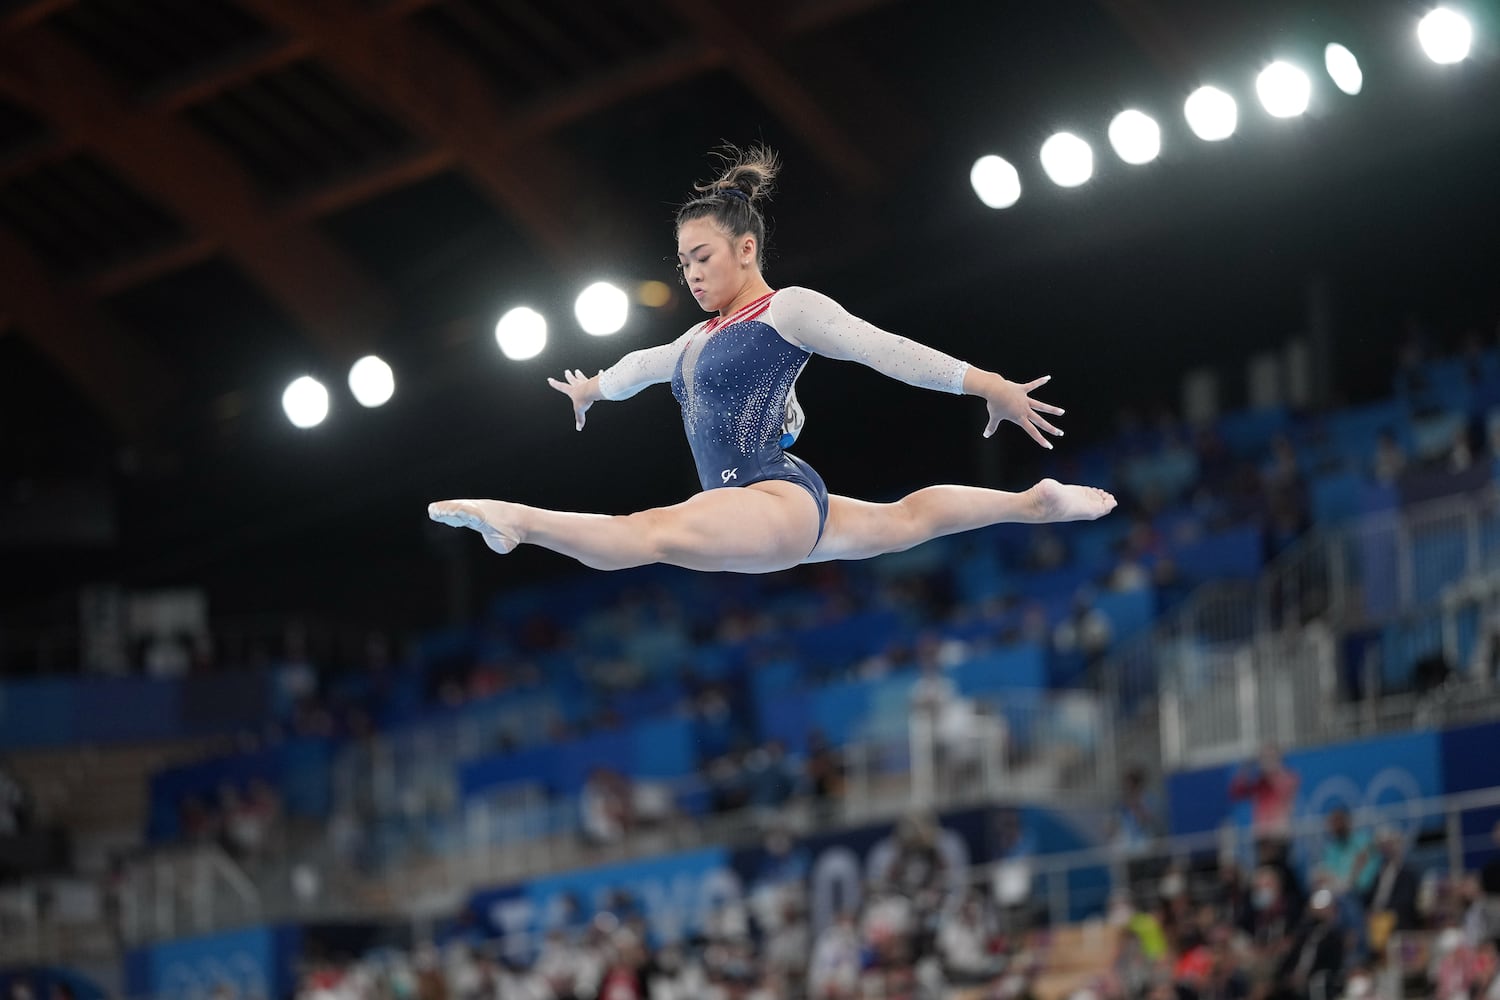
left=721, top=468, right=738, bottom=483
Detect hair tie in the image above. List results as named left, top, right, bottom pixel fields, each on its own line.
left=718, top=187, right=749, bottom=203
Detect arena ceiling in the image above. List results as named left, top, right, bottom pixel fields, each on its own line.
left=1, top=0, right=1497, bottom=634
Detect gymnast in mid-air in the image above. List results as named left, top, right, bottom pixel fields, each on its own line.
left=429, top=145, right=1116, bottom=573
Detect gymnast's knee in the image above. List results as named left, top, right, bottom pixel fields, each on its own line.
left=883, top=496, right=928, bottom=553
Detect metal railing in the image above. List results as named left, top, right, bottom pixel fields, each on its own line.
left=1097, top=486, right=1500, bottom=769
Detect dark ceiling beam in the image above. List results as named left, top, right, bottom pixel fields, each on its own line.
left=0, top=26, right=389, bottom=358
left=86, top=236, right=217, bottom=297
left=278, top=146, right=455, bottom=222
left=0, top=133, right=79, bottom=183
left=502, top=0, right=907, bottom=142
left=144, top=35, right=314, bottom=113
left=0, top=39, right=312, bottom=183
left=0, top=225, right=174, bottom=440
left=0, top=0, right=73, bottom=32
left=238, top=0, right=610, bottom=268
left=85, top=145, right=455, bottom=295
left=508, top=42, right=717, bottom=138
left=660, top=0, right=882, bottom=189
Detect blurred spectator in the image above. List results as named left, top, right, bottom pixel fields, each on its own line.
left=1248, top=864, right=1300, bottom=950
left=706, top=751, right=749, bottom=816
left=938, top=890, right=1004, bottom=985
left=1025, top=525, right=1068, bottom=572
left=1109, top=766, right=1164, bottom=900
left=1462, top=874, right=1499, bottom=952
left=808, top=910, right=862, bottom=999
left=1365, top=827, right=1421, bottom=947
left=580, top=767, right=632, bottom=847
left=909, top=661, right=983, bottom=793
left=992, top=808, right=1039, bottom=934
left=750, top=825, right=809, bottom=933
left=224, top=778, right=281, bottom=861
left=743, top=740, right=798, bottom=814
left=805, top=731, right=845, bottom=820
left=885, top=812, right=948, bottom=899
left=1272, top=888, right=1345, bottom=1000
left=1212, top=859, right=1257, bottom=937
left=1053, top=587, right=1115, bottom=669
left=598, top=934, right=648, bottom=1000
left=1318, top=807, right=1376, bottom=897
left=1484, top=822, right=1500, bottom=896
left=0, top=766, right=30, bottom=835
left=1373, top=430, right=1407, bottom=485
left=1229, top=745, right=1300, bottom=861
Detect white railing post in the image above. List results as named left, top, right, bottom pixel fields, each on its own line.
left=1236, top=647, right=1259, bottom=753
left=909, top=712, right=934, bottom=809
left=1160, top=690, right=1181, bottom=769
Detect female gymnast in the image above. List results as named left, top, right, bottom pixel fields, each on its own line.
left=429, top=146, right=1116, bottom=573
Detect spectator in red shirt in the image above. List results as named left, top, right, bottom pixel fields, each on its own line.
left=1230, top=745, right=1300, bottom=863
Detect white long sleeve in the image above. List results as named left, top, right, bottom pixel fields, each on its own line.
left=596, top=326, right=698, bottom=401
left=767, top=285, right=970, bottom=394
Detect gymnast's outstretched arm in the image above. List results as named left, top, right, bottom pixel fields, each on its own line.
left=547, top=326, right=698, bottom=430
left=769, top=285, right=1064, bottom=450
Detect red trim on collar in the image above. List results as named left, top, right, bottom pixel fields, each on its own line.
left=703, top=290, right=776, bottom=333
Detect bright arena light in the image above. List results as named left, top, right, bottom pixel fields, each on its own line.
left=1324, top=43, right=1363, bottom=95
left=282, top=375, right=329, bottom=429
left=574, top=281, right=629, bottom=336
left=347, top=355, right=394, bottom=408
left=1039, top=133, right=1093, bottom=188
left=1108, top=110, right=1162, bottom=165
left=1419, top=7, right=1474, bottom=64
left=494, top=306, right=548, bottom=361
left=1184, top=86, right=1238, bottom=141
left=969, top=155, right=1022, bottom=209
left=1257, top=61, right=1312, bottom=118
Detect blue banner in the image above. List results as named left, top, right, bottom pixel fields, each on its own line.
left=470, top=847, right=734, bottom=958
left=0, top=967, right=106, bottom=1000
left=1167, top=730, right=1444, bottom=837
left=1440, top=720, right=1500, bottom=871
left=0, top=674, right=273, bottom=752
left=465, top=801, right=1111, bottom=958
left=458, top=717, right=699, bottom=800
left=127, top=926, right=302, bottom=1000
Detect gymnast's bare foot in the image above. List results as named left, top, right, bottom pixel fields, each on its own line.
left=1027, top=478, right=1117, bottom=523
left=428, top=499, right=523, bottom=554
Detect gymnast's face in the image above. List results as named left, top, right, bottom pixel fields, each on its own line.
left=676, top=217, right=758, bottom=314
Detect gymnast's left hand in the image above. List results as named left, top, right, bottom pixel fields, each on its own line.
left=547, top=368, right=602, bottom=431
left=976, top=371, right=1065, bottom=449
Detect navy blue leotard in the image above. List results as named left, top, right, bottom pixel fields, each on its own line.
left=596, top=286, right=971, bottom=555
left=670, top=292, right=830, bottom=545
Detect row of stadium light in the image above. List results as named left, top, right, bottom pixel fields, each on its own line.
left=280, top=280, right=664, bottom=428
left=970, top=7, right=1476, bottom=207
left=282, top=8, right=1477, bottom=429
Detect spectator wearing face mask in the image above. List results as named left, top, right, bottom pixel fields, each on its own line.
left=1272, top=889, right=1345, bottom=1000
left=1248, top=865, right=1300, bottom=951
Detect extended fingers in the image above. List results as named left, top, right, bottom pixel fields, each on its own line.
left=1032, top=414, right=1064, bottom=437
left=1029, top=397, right=1065, bottom=417
left=1023, top=419, right=1053, bottom=450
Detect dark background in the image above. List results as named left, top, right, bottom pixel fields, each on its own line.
left=1, top=0, right=1497, bottom=643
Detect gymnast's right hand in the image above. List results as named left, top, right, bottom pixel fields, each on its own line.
left=546, top=368, right=602, bottom=431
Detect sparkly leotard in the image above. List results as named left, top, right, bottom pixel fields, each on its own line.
left=597, top=286, right=970, bottom=549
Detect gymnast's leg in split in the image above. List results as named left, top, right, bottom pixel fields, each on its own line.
left=427, top=476, right=1114, bottom=574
